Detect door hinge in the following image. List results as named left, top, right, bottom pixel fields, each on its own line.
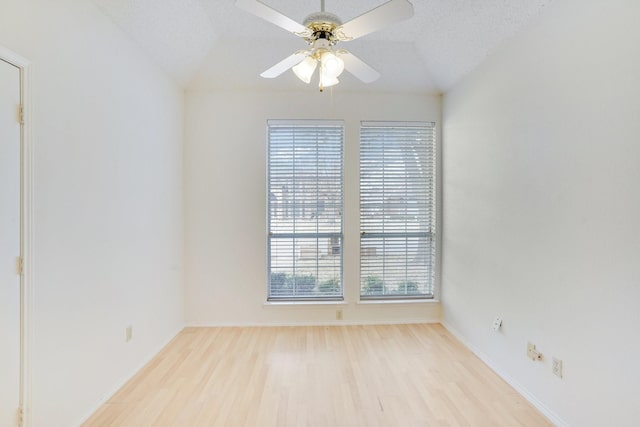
left=16, top=256, right=23, bottom=276
left=16, top=406, right=23, bottom=427
left=19, top=105, right=25, bottom=125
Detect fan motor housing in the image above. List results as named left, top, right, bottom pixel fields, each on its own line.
left=303, top=11, right=342, bottom=27
left=303, top=11, right=342, bottom=44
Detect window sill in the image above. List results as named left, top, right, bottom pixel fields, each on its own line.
left=263, top=300, right=440, bottom=308
left=264, top=300, right=349, bottom=308
left=357, top=299, right=440, bottom=305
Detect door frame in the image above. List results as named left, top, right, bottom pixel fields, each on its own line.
left=0, top=45, right=32, bottom=427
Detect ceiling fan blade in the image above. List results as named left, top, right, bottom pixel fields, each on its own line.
left=235, top=0, right=310, bottom=36
left=260, top=52, right=306, bottom=78
left=339, top=51, right=380, bottom=83
left=336, top=0, right=414, bottom=41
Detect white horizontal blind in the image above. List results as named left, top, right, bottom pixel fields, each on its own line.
left=268, top=120, right=344, bottom=300
left=360, top=121, right=436, bottom=299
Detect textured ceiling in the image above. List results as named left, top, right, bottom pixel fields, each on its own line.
left=93, top=0, right=554, bottom=93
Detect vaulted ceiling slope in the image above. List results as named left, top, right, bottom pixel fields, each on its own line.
left=93, top=0, right=553, bottom=93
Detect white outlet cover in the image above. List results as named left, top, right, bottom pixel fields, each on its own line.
left=492, top=317, right=502, bottom=331
left=552, top=357, right=563, bottom=378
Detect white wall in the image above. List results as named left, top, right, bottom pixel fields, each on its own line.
left=185, top=90, right=442, bottom=325
left=442, top=0, right=640, bottom=426
left=1, top=1, right=184, bottom=425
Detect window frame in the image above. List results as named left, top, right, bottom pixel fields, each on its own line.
left=266, top=119, right=345, bottom=302
left=359, top=121, right=437, bottom=301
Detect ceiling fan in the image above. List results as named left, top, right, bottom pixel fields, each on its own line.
left=235, top=0, right=414, bottom=91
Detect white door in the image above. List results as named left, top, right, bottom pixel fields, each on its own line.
left=0, top=58, right=22, bottom=426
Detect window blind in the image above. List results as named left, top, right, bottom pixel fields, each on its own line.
left=359, top=121, right=436, bottom=299
left=267, top=120, right=344, bottom=300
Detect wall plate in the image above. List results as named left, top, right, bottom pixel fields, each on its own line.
left=492, top=316, right=502, bottom=331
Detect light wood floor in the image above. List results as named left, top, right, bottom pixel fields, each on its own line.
left=83, top=324, right=552, bottom=427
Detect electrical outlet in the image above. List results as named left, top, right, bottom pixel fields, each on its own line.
left=492, top=316, right=502, bottom=331
left=126, top=325, right=133, bottom=342
left=552, top=357, right=563, bottom=378
left=336, top=310, right=343, bottom=320
left=527, top=342, right=542, bottom=361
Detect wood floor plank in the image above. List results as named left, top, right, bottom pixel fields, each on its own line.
left=83, top=324, right=552, bottom=427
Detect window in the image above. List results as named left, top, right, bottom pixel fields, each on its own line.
left=267, top=120, right=344, bottom=300
left=359, top=121, right=436, bottom=299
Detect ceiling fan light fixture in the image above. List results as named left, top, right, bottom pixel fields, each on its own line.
left=321, top=75, right=339, bottom=88
left=319, top=67, right=339, bottom=90
left=292, top=56, right=318, bottom=84
left=320, top=51, right=344, bottom=78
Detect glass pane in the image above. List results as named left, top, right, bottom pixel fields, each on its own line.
left=360, top=235, right=434, bottom=297
left=269, top=236, right=342, bottom=299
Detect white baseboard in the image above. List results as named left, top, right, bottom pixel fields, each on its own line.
left=74, top=324, right=185, bottom=427
left=441, top=321, right=569, bottom=427
left=186, top=318, right=440, bottom=327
